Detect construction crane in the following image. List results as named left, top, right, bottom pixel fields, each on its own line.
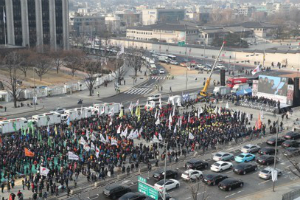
left=199, top=41, right=226, bottom=97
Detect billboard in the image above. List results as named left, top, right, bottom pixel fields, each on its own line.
left=255, top=75, right=292, bottom=105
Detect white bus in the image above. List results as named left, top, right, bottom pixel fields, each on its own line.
left=168, top=55, right=176, bottom=60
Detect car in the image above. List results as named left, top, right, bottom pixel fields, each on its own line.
left=144, top=194, right=175, bottom=200
left=159, top=69, right=166, bottom=74
left=169, top=60, right=179, bottom=65
left=218, top=178, right=244, bottom=191
left=266, top=137, right=285, bottom=146
left=154, top=179, right=180, bottom=192
left=213, top=152, right=234, bottom=161
left=233, top=163, right=258, bottom=175
left=258, top=167, right=282, bottom=180
left=282, top=140, right=300, bottom=148
left=147, top=94, right=161, bottom=102
left=202, top=174, right=228, bottom=186
left=284, top=132, right=300, bottom=140
left=103, top=184, right=132, bottom=199
left=234, top=153, right=255, bottom=163
left=181, top=169, right=203, bottom=181
left=256, top=155, right=277, bottom=165
left=241, top=144, right=260, bottom=153
left=283, top=147, right=300, bottom=157
left=151, top=69, right=159, bottom=75
left=195, top=64, right=204, bottom=70
left=210, top=161, right=233, bottom=172
left=185, top=159, right=209, bottom=170
left=118, top=192, right=146, bottom=200
left=258, top=147, right=277, bottom=155
left=203, top=64, right=212, bottom=71
left=216, top=65, right=228, bottom=71
left=153, top=170, right=178, bottom=181
left=51, top=107, right=65, bottom=114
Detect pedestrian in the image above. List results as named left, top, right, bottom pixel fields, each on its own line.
left=97, top=91, right=100, bottom=97
left=43, top=191, right=48, bottom=200
left=67, top=187, right=70, bottom=196
left=169, top=87, right=172, bottom=92
left=4, top=107, right=6, bottom=112
left=1, top=182, right=4, bottom=193
left=32, top=192, right=38, bottom=200
left=161, top=86, right=163, bottom=91
left=126, top=166, right=130, bottom=175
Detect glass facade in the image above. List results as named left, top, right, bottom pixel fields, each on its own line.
left=157, top=10, right=185, bottom=23
left=13, top=0, right=22, bottom=46
left=0, top=1, right=6, bottom=44
left=42, top=0, right=50, bottom=45
left=55, top=0, right=63, bottom=48
left=28, top=0, right=37, bottom=47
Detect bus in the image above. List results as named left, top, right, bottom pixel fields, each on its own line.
left=168, top=55, right=176, bottom=60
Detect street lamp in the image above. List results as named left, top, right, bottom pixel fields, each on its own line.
left=272, top=118, right=279, bottom=192
left=32, top=67, right=38, bottom=111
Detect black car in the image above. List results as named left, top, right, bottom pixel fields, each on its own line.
left=144, top=194, right=175, bottom=200
left=118, top=192, right=146, bottom=200
left=185, top=159, right=209, bottom=170
left=282, top=140, right=300, bottom=148
left=283, top=147, right=300, bottom=157
left=256, top=155, right=276, bottom=165
left=258, top=147, right=277, bottom=155
left=153, top=170, right=178, bottom=180
left=233, top=163, right=258, bottom=175
left=202, top=174, right=228, bottom=186
left=218, top=178, right=244, bottom=191
left=284, top=132, right=300, bottom=140
left=103, top=185, right=132, bottom=199
left=266, top=137, right=285, bottom=146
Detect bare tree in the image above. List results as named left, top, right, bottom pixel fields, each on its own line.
left=50, top=49, right=65, bottom=74
left=189, top=182, right=210, bottom=200
left=125, top=49, right=143, bottom=76
left=18, top=49, right=33, bottom=77
left=33, top=54, right=52, bottom=81
left=2, top=51, right=24, bottom=108
left=64, top=49, right=85, bottom=76
left=83, top=60, right=102, bottom=96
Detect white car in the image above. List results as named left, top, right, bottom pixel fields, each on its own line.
left=210, top=161, right=233, bottom=172
left=241, top=144, right=260, bottom=153
left=259, top=167, right=282, bottom=180
left=154, top=179, right=180, bottom=192
left=147, top=94, right=161, bottom=102
left=170, top=60, right=179, bottom=65
left=195, top=64, right=204, bottom=70
left=181, top=169, right=203, bottom=181
left=213, top=152, right=234, bottom=162
left=159, top=69, right=165, bottom=74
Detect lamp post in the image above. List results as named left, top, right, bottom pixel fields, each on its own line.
left=272, top=118, right=279, bottom=192
left=32, top=67, right=38, bottom=111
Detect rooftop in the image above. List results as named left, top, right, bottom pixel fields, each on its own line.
left=127, top=23, right=197, bottom=31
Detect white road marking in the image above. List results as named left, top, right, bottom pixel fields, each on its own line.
left=186, top=197, right=191, bottom=199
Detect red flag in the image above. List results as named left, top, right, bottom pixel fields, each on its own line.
left=24, top=148, right=35, bottom=157
left=255, top=114, right=262, bottom=130
left=0, top=136, right=2, bottom=145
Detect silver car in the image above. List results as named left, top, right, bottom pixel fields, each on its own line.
left=258, top=167, right=282, bottom=180
left=213, top=152, right=234, bottom=161
left=241, top=144, right=260, bottom=153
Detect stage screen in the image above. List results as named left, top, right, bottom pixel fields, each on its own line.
left=258, top=75, right=288, bottom=96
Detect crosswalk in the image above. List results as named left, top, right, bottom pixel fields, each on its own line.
left=124, top=87, right=153, bottom=95
left=151, top=76, right=166, bottom=80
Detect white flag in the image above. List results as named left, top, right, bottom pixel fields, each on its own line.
left=139, top=126, right=143, bottom=136
left=84, top=144, right=90, bottom=151
left=106, top=134, right=109, bottom=143
left=218, top=107, right=222, bottom=115
left=174, top=125, right=177, bottom=133
left=91, top=133, right=96, bottom=141
left=108, top=107, right=114, bottom=116
left=154, top=109, right=158, bottom=119
left=158, top=133, right=163, bottom=141
left=172, top=106, right=175, bottom=117
left=155, top=117, right=160, bottom=125
left=214, top=107, right=218, bottom=114
left=159, top=99, right=162, bottom=109
left=80, top=137, right=87, bottom=145
left=86, top=129, right=90, bottom=140
left=100, top=134, right=107, bottom=143
left=91, top=142, right=95, bottom=150
left=176, top=98, right=181, bottom=107
left=101, top=106, right=105, bottom=115
left=40, top=166, right=50, bottom=176
left=189, top=132, right=195, bottom=140
left=168, top=120, right=172, bottom=130
left=136, top=99, right=139, bottom=107
left=68, top=151, right=79, bottom=160
left=152, top=135, right=159, bottom=143
left=117, top=123, right=122, bottom=134
left=95, top=147, right=100, bottom=158
left=121, top=127, right=128, bottom=138
left=111, top=138, right=118, bottom=146
left=133, top=129, right=139, bottom=139
left=252, top=65, right=261, bottom=75
left=129, top=102, right=133, bottom=113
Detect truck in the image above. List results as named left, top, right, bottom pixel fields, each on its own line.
left=93, top=103, right=121, bottom=115
left=213, top=86, right=231, bottom=95
left=231, top=83, right=250, bottom=94
left=73, top=107, right=93, bottom=119
left=227, top=77, right=257, bottom=88
left=0, top=118, right=28, bottom=134
left=63, top=109, right=78, bottom=121
left=32, top=112, right=61, bottom=127
left=150, top=64, right=157, bottom=70
left=158, top=55, right=168, bottom=63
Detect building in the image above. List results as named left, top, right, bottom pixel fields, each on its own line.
left=237, top=21, right=277, bottom=38
left=72, top=16, right=106, bottom=36
left=0, top=0, right=69, bottom=50
left=105, top=15, right=122, bottom=34
left=126, top=24, right=198, bottom=44
left=115, top=10, right=141, bottom=27
left=141, top=9, right=185, bottom=25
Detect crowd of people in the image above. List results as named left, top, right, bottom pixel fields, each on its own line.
left=0, top=101, right=272, bottom=200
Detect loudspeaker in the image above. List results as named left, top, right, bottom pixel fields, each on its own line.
left=220, top=69, right=225, bottom=86
left=294, top=77, right=300, bottom=106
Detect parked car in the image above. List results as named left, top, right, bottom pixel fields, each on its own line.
left=283, top=147, right=300, bottom=157
left=233, top=163, right=258, bottom=175
left=210, top=161, right=233, bottom=172
left=144, top=194, right=175, bottom=200
left=195, top=64, right=204, bottom=70
left=118, top=192, right=145, bottom=200
left=218, top=178, right=244, bottom=191
left=103, top=185, right=131, bottom=199
left=202, top=174, right=228, bottom=186
left=185, top=159, right=209, bottom=170
left=153, top=170, right=178, bottom=181
left=241, top=144, right=260, bottom=153
left=212, top=152, right=234, bottom=161
left=203, top=64, right=212, bottom=71
left=258, top=147, right=277, bottom=155
left=169, top=60, right=179, bottom=65
left=259, top=167, right=282, bottom=180
left=159, top=69, right=165, bottom=74
left=181, top=169, right=203, bottom=181
left=282, top=140, right=300, bottom=148
left=256, top=155, right=277, bottom=165
left=266, top=137, right=285, bottom=146
left=234, top=153, right=256, bottom=163
left=284, top=131, right=300, bottom=140
left=154, top=179, right=180, bottom=192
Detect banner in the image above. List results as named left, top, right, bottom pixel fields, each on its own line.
left=40, top=166, right=50, bottom=176
left=24, top=148, right=34, bottom=157
left=80, top=137, right=87, bottom=145
left=68, top=151, right=79, bottom=160
left=111, top=138, right=118, bottom=146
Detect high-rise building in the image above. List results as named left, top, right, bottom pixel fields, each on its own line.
left=0, top=0, right=69, bottom=50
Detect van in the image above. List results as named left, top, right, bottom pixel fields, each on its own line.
left=213, top=86, right=231, bottom=95
left=231, top=83, right=250, bottom=93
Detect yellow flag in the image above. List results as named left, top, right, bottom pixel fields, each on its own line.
left=54, top=125, right=58, bottom=135
left=119, top=108, right=123, bottom=118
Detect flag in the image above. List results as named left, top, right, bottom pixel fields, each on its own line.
left=84, top=144, right=90, bottom=151
left=135, top=99, right=139, bottom=107
left=198, top=107, right=203, bottom=118
left=100, top=134, right=107, bottom=143
left=159, top=99, right=162, bottom=109
left=255, top=113, right=262, bottom=130
left=0, top=136, right=2, bottom=145
left=100, top=106, right=105, bottom=115
left=174, top=125, right=177, bottom=133
left=95, top=146, right=100, bottom=158
left=152, top=135, right=159, bottom=143
left=54, top=125, right=58, bottom=135
left=121, top=127, right=128, bottom=138
left=226, top=102, right=229, bottom=109
left=189, top=132, right=195, bottom=140
left=172, top=106, right=176, bottom=117
left=80, top=137, right=87, bottom=145
left=155, top=117, right=160, bottom=125
left=109, top=117, right=113, bottom=126
left=158, top=133, right=163, bottom=141
left=68, top=151, right=79, bottom=160
left=47, top=124, right=50, bottom=135
left=3, top=9, right=5, bottom=24
left=135, top=106, right=140, bottom=120
left=108, top=107, right=114, bottom=117
left=13, top=122, right=17, bottom=132
left=67, top=116, right=70, bottom=126
left=40, top=166, right=50, bottom=176
left=214, top=107, right=218, bottom=114
left=139, top=127, right=143, bottom=136
left=154, top=109, right=158, bottom=119
left=117, top=123, right=122, bottom=134
left=119, top=108, right=123, bottom=118
left=91, top=133, right=96, bottom=141
left=129, top=102, right=133, bottom=115
left=111, top=138, right=118, bottom=146
left=24, top=148, right=35, bottom=157
left=86, top=129, right=90, bottom=140
left=252, top=65, right=261, bottom=75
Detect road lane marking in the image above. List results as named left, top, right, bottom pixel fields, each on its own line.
left=186, top=197, right=191, bottom=199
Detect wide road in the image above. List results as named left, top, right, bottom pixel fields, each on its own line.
left=63, top=131, right=299, bottom=200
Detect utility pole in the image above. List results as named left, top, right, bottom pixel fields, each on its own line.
left=33, top=67, right=37, bottom=111
left=272, top=118, right=279, bottom=192
left=163, top=141, right=167, bottom=200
